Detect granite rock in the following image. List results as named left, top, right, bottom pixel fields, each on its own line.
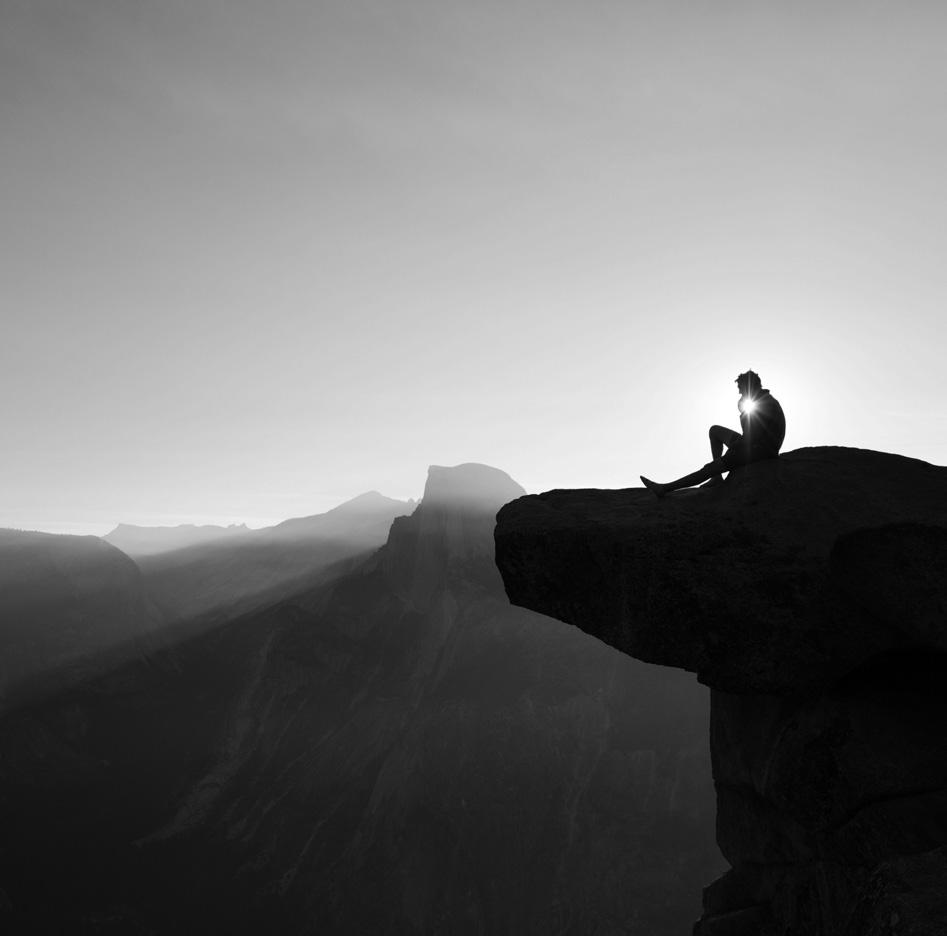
left=495, top=447, right=947, bottom=934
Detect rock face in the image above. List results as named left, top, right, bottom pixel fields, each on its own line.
left=495, top=447, right=947, bottom=935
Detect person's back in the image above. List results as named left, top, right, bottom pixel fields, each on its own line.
left=742, top=387, right=785, bottom=457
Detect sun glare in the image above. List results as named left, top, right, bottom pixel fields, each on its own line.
left=743, top=398, right=758, bottom=415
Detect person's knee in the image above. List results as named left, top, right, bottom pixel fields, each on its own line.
left=709, top=425, right=727, bottom=441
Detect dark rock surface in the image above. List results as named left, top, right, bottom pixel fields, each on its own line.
left=494, top=447, right=947, bottom=935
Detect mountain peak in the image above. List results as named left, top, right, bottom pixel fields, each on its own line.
left=263, top=492, right=413, bottom=541
left=329, top=491, right=413, bottom=514
left=421, top=463, right=525, bottom=513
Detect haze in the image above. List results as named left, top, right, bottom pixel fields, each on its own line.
left=4, top=0, right=946, bottom=534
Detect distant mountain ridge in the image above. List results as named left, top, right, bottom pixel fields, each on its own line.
left=104, top=522, right=251, bottom=558
left=129, top=491, right=416, bottom=626
left=104, top=491, right=418, bottom=559
left=261, top=490, right=416, bottom=542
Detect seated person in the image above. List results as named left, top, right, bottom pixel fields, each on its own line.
left=640, top=370, right=785, bottom=498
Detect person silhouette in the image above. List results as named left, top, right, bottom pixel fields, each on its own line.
left=640, top=370, right=785, bottom=498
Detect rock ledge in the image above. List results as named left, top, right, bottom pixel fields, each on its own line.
left=495, top=447, right=947, bottom=934
left=496, top=447, right=947, bottom=695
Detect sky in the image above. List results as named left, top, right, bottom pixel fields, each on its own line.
left=3, top=0, right=947, bottom=534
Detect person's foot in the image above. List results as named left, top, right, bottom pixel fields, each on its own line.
left=640, top=476, right=666, bottom=499
left=700, top=476, right=724, bottom=488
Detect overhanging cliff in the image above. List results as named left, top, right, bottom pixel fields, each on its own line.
left=495, top=447, right=947, bottom=935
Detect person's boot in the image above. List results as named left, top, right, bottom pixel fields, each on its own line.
left=640, top=476, right=666, bottom=499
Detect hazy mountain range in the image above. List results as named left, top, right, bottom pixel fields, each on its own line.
left=125, top=491, right=416, bottom=627
left=103, top=491, right=418, bottom=560
left=0, top=465, right=720, bottom=934
left=0, top=493, right=415, bottom=706
left=103, top=522, right=253, bottom=558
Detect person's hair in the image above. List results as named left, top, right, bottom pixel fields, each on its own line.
left=736, top=370, right=762, bottom=393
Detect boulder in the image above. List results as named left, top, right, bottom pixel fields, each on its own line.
left=495, top=447, right=947, bottom=934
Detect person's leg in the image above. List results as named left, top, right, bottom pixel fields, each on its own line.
left=709, top=425, right=741, bottom=460
left=641, top=455, right=730, bottom=498
left=706, top=426, right=742, bottom=486
left=640, top=427, right=744, bottom=498
left=664, top=457, right=729, bottom=492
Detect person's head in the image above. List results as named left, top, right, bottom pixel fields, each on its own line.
left=736, top=370, right=762, bottom=397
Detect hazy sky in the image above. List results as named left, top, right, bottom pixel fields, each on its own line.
left=4, top=0, right=947, bottom=534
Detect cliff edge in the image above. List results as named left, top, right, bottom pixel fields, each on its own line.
left=494, top=447, right=947, bottom=935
